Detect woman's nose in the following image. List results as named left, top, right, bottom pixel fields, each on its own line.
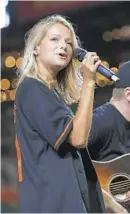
left=59, top=40, right=67, bottom=50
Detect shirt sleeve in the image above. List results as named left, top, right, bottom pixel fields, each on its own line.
left=88, top=113, right=101, bottom=146
left=18, top=78, right=73, bottom=152
left=88, top=112, right=106, bottom=159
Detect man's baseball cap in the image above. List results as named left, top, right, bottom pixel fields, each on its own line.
left=114, top=61, right=130, bottom=88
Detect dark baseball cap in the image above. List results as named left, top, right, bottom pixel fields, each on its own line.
left=115, top=61, right=130, bottom=88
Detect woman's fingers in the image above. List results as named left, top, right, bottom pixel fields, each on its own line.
left=90, top=55, right=100, bottom=65
left=82, top=52, right=101, bottom=74
left=83, top=52, right=97, bottom=64
left=93, top=59, right=101, bottom=71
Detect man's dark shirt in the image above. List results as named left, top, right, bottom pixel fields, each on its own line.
left=14, top=77, right=105, bottom=213
left=88, top=103, right=130, bottom=161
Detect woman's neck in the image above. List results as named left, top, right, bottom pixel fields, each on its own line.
left=37, top=61, right=57, bottom=82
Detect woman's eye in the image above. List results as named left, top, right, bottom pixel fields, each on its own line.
left=51, top=38, right=58, bottom=41
left=67, top=42, right=73, bottom=47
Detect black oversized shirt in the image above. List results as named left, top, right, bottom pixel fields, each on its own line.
left=14, top=77, right=105, bottom=213
left=88, top=103, right=130, bottom=161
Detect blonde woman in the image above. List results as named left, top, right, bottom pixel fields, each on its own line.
left=14, top=14, right=105, bottom=213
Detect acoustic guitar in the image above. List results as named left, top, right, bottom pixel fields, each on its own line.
left=92, top=154, right=130, bottom=211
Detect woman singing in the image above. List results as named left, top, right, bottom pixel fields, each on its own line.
left=14, top=14, right=105, bottom=213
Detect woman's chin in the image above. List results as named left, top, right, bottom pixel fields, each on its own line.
left=55, top=63, right=67, bottom=71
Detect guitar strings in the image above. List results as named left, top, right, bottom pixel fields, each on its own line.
left=111, top=183, right=130, bottom=188
left=103, top=186, right=130, bottom=192
left=110, top=181, right=130, bottom=188
left=102, top=180, right=130, bottom=187
left=102, top=180, right=130, bottom=193
left=110, top=185, right=130, bottom=192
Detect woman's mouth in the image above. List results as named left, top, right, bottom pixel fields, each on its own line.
left=58, top=53, right=67, bottom=60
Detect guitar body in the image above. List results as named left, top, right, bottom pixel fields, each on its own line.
left=92, top=154, right=130, bottom=211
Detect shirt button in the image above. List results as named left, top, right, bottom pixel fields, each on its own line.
left=81, top=192, right=85, bottom=197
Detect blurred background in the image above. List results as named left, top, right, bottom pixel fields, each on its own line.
left=1, top=1, right=130, bottom=212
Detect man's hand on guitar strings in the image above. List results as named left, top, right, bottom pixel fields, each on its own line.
left=102, top=189, right=128, bottom=213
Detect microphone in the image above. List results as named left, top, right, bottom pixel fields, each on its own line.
left=74, top=47, right=119, bottom=82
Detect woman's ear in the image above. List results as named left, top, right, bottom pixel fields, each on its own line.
left=34, top=49, right=38, bottom=56
left=34, top=46, right=39, bottom=56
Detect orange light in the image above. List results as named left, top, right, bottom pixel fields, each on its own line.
left=1, top=91, right=7, bottom=102
left=101, top=61, right=109, bottom=68
left=1, top=79, right=11, bottom=90
left=9, top=89, right=16, bottom=101
left=96, top=73, right=106, bottom=81
left=5, top=56, right=16, bottom=68
left=105, top=78, right=114, bottom=86
left=96, top=79, right=106, bottom=87
left=110, top=67, right=118, bottom=73
left=111, top=29, right=120, bottom=39
left=16, top=57, right=23, bottom=68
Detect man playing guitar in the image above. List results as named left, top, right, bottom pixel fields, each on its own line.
left=86, top=61, right=130, bottom=213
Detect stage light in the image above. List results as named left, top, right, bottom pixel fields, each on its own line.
left=105, top=79, right=114, bottom=86
left=96, top=73, right=106, bottom=87
left=111, top=29, right=120, bottom=39
left=16, top=57, right=23, bottom=68
left=101, top=61, right=109, bottom=68
left=1, top=91, right=8, bottom=102
left=5, top=56, right=16, bottom=68
left=110, top=67, right=118, bottom=73
left=96, top=78, right=106, bottom=87
left=9, top=89, right=16, bottom=101
left=1, top=79, right=10, bottom=90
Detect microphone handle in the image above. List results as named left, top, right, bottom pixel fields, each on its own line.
left=97, top=64, right=119, bottom=82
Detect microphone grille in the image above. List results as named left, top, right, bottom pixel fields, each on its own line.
left=74, top=48, right=87, bottom=62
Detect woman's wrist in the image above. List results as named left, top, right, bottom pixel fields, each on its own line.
left=83, top=70, right=96, bottom=81
left=86, top=79, right=96, bottom=87
left=82, top=75, right=96, bottom=88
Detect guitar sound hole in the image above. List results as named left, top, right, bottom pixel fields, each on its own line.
left=109, top=175, right=130, bottom=202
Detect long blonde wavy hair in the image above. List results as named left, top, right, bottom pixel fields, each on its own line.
left=17, top=14, right=83, bottom=105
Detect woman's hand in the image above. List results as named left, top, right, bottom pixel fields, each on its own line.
left=82, top=52, right=101, bottom=82
left=69, top=52, right=101, bottom=148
